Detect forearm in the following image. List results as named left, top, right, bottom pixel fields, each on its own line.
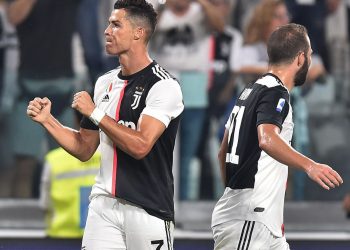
left=42, top=115, right=96, bottom=161
left=7, top=0, right=37, bottom=25
left=259, top=131, right=314, bottom=173
left=258, top=124, right=342, bottom=190
left=198, top=0, right=224, bottom=32
left=98, top=115, right=149, bottom=160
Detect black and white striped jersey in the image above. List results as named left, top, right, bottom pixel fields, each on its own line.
left=81, top=61, right=184, bottom=221
left=212, top=73, right=294, bottom=237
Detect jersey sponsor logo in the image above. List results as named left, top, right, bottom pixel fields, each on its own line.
left=118, top=120, right=136, bottom=130
left=276, top=98, right=285, bottom=112
left=131, top=87, right=144, bottom=110
left=239, top=88, right=252, bottom=101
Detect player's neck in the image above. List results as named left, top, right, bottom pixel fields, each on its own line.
left=119, top=49, right=152, bottom=76
left=267, top=67, right=295, bottom=91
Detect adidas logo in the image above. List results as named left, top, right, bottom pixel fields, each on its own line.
left=102, top=94, right=110, bottom=102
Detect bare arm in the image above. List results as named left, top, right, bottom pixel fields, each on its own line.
left=71, top=91, right=166, bottom=160
left=197, top=0, right=225, bottom=33
left=257, top=124, right=343, bottom=190
left=98, top=114, right=165, bottom=160
left=7, top=0, right=37, bottom=26
left=218, top=129, right=229, bottom=185
left=42, top=114, right=100, bottom=161
left=27, top=97, right=99, bottom=161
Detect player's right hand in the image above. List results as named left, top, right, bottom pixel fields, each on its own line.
left=27, top=97, right=52, bottom=124
left=306, top=163, right=343, bottom=190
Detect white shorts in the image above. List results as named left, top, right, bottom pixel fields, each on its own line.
left=212, top=220, right=290, bottom=250
left=82, top=195, right=174, bottom=250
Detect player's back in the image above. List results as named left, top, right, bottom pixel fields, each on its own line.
left=212, top=73, right=293, bottom=237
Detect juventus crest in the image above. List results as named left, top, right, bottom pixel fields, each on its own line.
left=131, top=87, right=144, bottom=110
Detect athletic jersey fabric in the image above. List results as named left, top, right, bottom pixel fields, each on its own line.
left=212, top=73, right=293, bottom=237
left=81, top=61, right=184, bottom=221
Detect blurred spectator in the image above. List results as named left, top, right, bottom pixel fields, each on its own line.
left=0, top=0, right=17, bottom=197
left=150, top=0, right=224, bottom=200
left=197, top=0, right=243, bottom=199
left=77, top=0, right=119, bottom=88
left=40, top=111, right=100, bottom=238
left=325, top=0, right=350, bottom=107
left=231, top=0, right=260, bottom=31
left=76, top=0, right=105, bottom=86
left=285, top=0, right=341, bottom=71
left=6, top=0, right=80, bottom=198
left=99, top=0, right=121, bottom=70
left=237, top=0, right=327, bottom=200
left=239, top=0, right=290, bottom=79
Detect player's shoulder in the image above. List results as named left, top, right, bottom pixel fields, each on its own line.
left=98, top=67, right=121, bottom=82
left=94, top=67, right=121, bottom=90
left=148, top=62, right=178, bottom=84
left=255, top=73, right=288, bottom=92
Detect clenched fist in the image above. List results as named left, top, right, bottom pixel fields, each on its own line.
left=27, top=97, right=52, bottom=124
left=72, top=91, right=95, bottom=117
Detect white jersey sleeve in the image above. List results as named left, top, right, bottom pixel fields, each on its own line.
left=141, top=78, right=184, bottom=127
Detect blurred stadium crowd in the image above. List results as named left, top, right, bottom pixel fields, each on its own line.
left=0, top=0, right=350, bottom=230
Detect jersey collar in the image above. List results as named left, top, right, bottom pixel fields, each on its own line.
left=118, top=60, right=156, bottom=80
left=262, top=73, right=285, bottom=87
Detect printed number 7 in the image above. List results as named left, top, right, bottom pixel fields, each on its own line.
left=151, top=240, right=164, bottom=250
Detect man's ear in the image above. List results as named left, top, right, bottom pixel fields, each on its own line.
left=297, top=52, right=305, bottom=67
left=134, top=27, right=144, bottom=40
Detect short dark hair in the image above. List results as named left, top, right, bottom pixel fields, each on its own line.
left=267, top=23, right=309, bottom=66
left=114, top=0, right=157, bottom=43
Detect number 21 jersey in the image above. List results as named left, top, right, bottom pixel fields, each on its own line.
left=212, top=73, right=294, bottom=237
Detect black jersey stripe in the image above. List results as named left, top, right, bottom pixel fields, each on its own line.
left=245, top=221, right=255, bottom=250
left=241, top=221, right=252, bottom=250
left=237, top=220, right=248, bottom=249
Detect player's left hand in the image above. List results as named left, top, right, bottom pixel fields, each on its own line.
left=72, top=91, right=95, bottom=117
left=306, top=163, right=343, bottom=190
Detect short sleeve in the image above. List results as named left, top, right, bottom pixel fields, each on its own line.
left=141, top=79, right=184, bottom=127
left=256, top=87, right=290, bottom=130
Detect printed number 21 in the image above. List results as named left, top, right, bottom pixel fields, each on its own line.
left=151, top=240, right=164, bottom=250
left=226, top=106, right=245, bottom=165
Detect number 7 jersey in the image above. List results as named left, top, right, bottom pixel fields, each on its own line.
left=212, top=73, right=294, bottom=238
